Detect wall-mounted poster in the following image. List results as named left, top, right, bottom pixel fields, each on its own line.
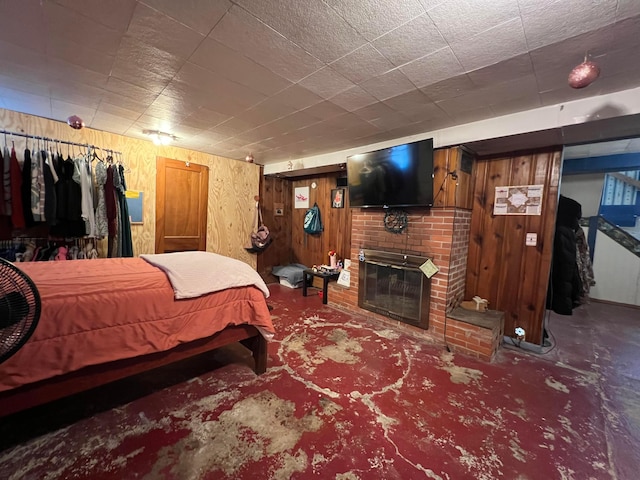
left=125, top=190, right=144, bottom=224
left=294, top=186, right=309, bottom=209
left=494, top=184, right=543, bottom=215
left=331, top=188, right=344, bottom=208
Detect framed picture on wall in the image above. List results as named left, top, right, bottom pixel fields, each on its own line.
left=331, top=188, right=344, bottom=208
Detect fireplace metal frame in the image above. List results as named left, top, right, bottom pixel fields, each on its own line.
left=358, top=249, right=431, bottom=329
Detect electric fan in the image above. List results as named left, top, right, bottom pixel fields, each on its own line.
left=0, top=258, right=41, bottom=364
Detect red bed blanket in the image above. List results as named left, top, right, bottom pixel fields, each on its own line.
left=0, top=258, right=274, bottom=392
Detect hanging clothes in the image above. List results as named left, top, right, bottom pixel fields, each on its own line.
left=9, top=147, right=25, bottom=229
left=94, top=160, right=108, bottom=238
left=21, top=148, right=35, bottom=227
left=113, top=165, right=133, bottom=257
left=31, top=150, right=45, bottom=222
left=2, top=146, right=11, bottom=216
left=73, top=155, right=96, bottom=237
left=43, top=150, right=58, bottom=227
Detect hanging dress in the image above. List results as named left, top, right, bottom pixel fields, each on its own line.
left=9, top=147, right=24, bottom=229
left=94, top=160, right=108, bottom=238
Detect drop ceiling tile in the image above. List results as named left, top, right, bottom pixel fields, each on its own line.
left=90, top=111, right=135, bottom=134
left=141, top=0, right=231, bottom=35
left=97, top=102, right=143, bottom=121
left=0, top=39, right=47, bottom=69
left=616, top=0, right=640, bottom=20
left=382, top=88, right=437, bottom=111
left=142, top=102, right=191, bottom=124
left=353, top=102, right=399, bottom=121
left=400, top=47, right=464, bottom=88
left=373, top=13, right=447, bottom=67
left=331, top=112, right=374, bottom=130
left=1, top=92, right=52, bottom=119
left=44, top=2, right=123, bottom=55
left=324, top=0, right=425, bottom=42
left=267, top=110, right=322, bottom=134
left=417, top=0, right=448, bottom=12
left=126, top=3, right=205, bottom=58
left=0, top=0, right=46, bottom=52
left=133, top=114, right=181, bottom=133
left=427, top=0, right=520, bottom=44
left=50, top=99, right=97, bottom=123
left=360, top=69, right=417, bottom=101
left=234, top=100, right=295, bottom=126
left=168, top=124, right=205, bottom=140
left=210, top=117, right=255, bottom=137
left=368, top=111, right=415, bottom=130
left=447, top=106, right=494, bottom=124
left=104, top=77, right=159, bottom=106
left=209, top=5, right=324, bottom=83
left=0, top=73, right=50, bottom=98
left=489, top=94, right=542, bottom=117
left=520, top=0, right=618, bottom=50
left=529, top=27, right=615, bottom=76
left=46, top=57, right=110, bottom=90
left=400, top=102, right=449, bottom=123
left=189, top=37, right=291, bottom=96
left=302, top=101, right=348, bottom=121
left=298, top=67, right=355, bottom=100
left=46, top=36, right=115, bottom=76
left=267, top=85, right=324, bottom=111
left=420, top=74, right=476, bottom=102
left=54, top=0, right=137, bottom=32
left=467, top=53, right=534, bottom=88
left=179, top=107, right=230, bottom=130
left=542, top=86, right=593, bottom=109
left=49, top=80, right=105, bottom=110
left=110, top=40, right=181, bottom=92
left=330, top=44, right=395, bottom=84
left=328, top=85, right=378, bottom=112
left=452, top=18, right=528, bottom=72
left=174, top=62, right=267, bottom=111
left=236, top=0, right=365, bottom=63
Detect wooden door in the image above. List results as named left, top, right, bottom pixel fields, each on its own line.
left=155, top=157, right=209, bottom=253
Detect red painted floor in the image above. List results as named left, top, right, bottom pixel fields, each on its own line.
left=0, top=285, right=638, bottom=479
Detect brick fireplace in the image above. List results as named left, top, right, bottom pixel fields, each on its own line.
left=329, top=207, right=480, bottom=352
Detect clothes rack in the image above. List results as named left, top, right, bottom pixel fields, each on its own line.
left=0, top=129, right=123, bottom=157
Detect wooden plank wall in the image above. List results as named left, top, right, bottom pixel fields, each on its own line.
left=256, top=175, right=293, bottom=281
left=289, top=174, right=352, bottom=269
left=465, top=148, right=562, bottom=345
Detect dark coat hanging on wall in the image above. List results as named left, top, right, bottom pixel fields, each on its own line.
left=548, top=195, right=583, bottom=315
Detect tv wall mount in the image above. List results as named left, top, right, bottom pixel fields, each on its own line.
left=383, top=209, right=408, bottom=234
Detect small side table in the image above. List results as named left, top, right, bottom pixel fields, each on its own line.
left=302, top=268, right=340, bottom=305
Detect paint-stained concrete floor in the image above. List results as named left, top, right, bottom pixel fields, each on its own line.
left=0, top=285, right=638, bottom=479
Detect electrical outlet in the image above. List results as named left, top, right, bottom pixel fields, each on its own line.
left=514, top=327, right=526, bottom=341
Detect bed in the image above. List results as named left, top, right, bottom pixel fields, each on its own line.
left=0, top=252, right=275, bottom=417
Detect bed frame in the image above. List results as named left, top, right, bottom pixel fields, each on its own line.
left=0, top=324, right=267, bottom=417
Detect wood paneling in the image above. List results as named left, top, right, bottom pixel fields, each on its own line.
left=257, top=175, right=293, bottom=281
left=465, top=148, right=562, bottom=345
left=433, top=147, right=473, bottom=209
left=0, top=108, right=261, bottom=267
left=290, top=174, right=352, bottom=269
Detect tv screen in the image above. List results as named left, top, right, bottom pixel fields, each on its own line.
left=347, top=138, right=434, bottom=208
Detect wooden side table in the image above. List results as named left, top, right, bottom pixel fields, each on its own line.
left=302, top=268, right=340, bottom=305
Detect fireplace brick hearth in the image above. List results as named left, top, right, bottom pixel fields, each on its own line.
left=329, top=207, right=492, bottom=358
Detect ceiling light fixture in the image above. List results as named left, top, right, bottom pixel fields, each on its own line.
left=143, top=129, right=176, bottom=145
left=568, top=55, right=601, bottom=89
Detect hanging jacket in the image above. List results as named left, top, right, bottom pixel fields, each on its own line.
left=548, top=195, right=582, bottom=315
left=9, top=147, right=25, bottom=229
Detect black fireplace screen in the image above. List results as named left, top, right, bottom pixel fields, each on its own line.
left=358, top=250, right=430, bottom=329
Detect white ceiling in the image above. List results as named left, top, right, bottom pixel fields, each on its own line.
left=564, top=137, right=640, bottom=159
left=0, top=0, right=639, bottom=165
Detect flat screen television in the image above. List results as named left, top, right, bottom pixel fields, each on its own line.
left=347, top=138, right=434, bottom=208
